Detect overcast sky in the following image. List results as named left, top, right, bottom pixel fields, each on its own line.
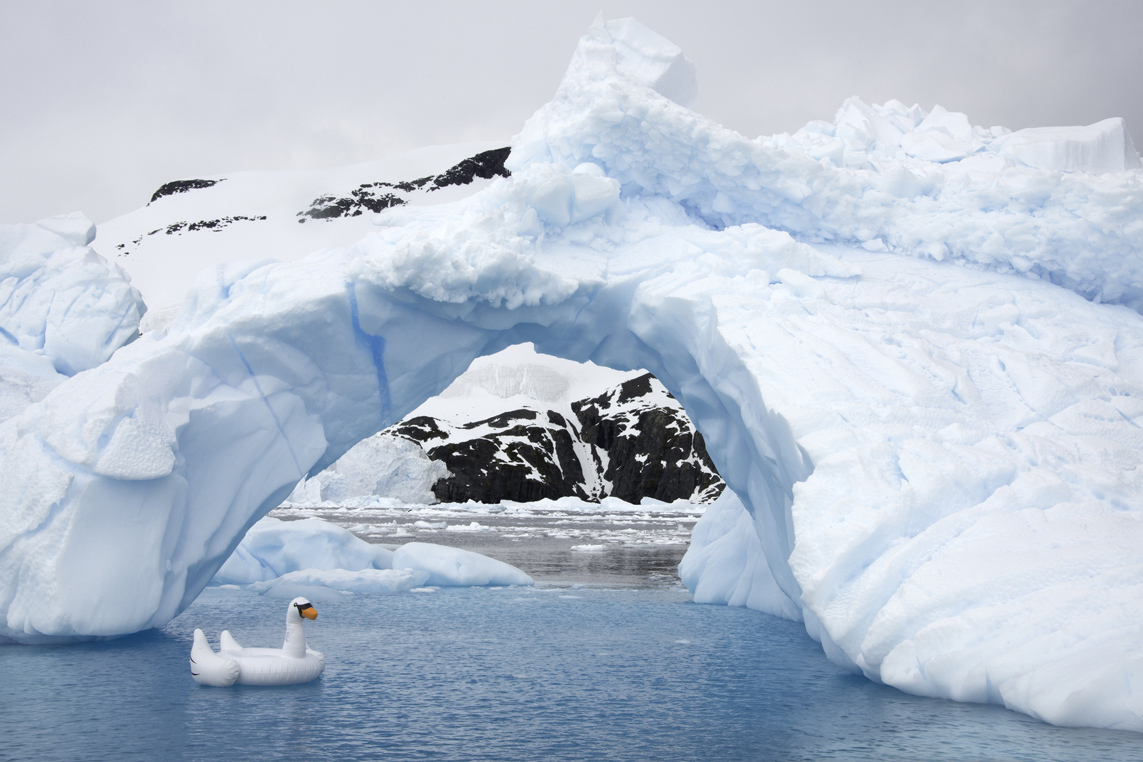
left=3, top=0, right=1141, bottom=224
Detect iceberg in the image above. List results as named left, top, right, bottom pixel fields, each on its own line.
left=1, top=16, right=1142, bottom=732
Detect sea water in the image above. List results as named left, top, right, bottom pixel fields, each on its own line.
left=5, top=586, right=1140, bottom=762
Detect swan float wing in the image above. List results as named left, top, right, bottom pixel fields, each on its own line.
left=219, top=629, right=243, bottom=654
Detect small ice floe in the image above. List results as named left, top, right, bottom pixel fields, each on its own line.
left=445, top=521, right=489, bottom=532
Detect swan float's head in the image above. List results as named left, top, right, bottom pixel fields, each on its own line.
left=291, top=597, right=318, bottom=621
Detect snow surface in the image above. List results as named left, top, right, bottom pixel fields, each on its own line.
left=213, top=515, right=532, bottom=595
left=93, top=142, right=505, bottom=323
left=2, top=15, right=1143, bottom=732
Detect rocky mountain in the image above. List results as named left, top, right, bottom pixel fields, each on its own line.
left=290, top=345, right=723, bottom=506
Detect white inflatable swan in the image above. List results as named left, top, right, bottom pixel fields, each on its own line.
left=190, top=597, right=325, bottom=686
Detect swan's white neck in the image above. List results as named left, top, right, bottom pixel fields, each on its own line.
left=283, top=611, right=307, bottom=658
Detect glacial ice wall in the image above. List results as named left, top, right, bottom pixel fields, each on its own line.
left=2, top=16, right=1142, bottom=732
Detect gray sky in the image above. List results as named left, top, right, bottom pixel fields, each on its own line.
left=3, top=0, right=1141, bottom=224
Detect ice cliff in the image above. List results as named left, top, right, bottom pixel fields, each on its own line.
left=2, top=17, right=1143, bottom=733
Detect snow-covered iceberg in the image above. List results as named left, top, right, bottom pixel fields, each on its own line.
left=2, top=16, right=1142, bottom=732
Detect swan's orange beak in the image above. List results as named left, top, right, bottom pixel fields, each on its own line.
left=301, top=606, right=318, bottom=620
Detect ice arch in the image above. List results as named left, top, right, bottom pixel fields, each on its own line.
left=0, top=225, right=823, bottom=644
left=3, top=16, right=1143, bottom=733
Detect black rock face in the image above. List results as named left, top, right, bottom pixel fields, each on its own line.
left=297, top=188, right=408, bottom=222
left=422, top=410, right=589, bottom=504
left=382, top=372, right=723, bottom=505
left=573, top=374, right=724, bottom=504
left=428, top=147, right=512, bottom=191
left=296, top=147, right=511, bottom=222
left=149, top=179, right=224, bottom=204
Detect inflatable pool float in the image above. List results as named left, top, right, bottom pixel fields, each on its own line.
left=190, top=597, right=325, bottom=686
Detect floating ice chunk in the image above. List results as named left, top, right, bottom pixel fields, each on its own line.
left=213, top=516, right=530, bottom=592
left=4, top=14, right=1143, bottom=737
left=287, top=433, right=447, bottom=506
left=392, top=542, right=533, bottom=587
left=213, top=517, right=391, bottom=585
left=250, top=567, right=429, bottom=596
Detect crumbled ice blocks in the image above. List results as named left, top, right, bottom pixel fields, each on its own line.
left=2, top=15, right=1143, bottom=735
left=515, top=30, right=1143, bottom=307
left=0, top=213, right=146, bottom=376
left=801, top=97, right=1142, bottom=174
left=213, top=517, right=532, bottom=594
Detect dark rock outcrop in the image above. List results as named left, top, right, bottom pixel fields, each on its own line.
left=296, top=147, right=511, bottom=222
left=149, top=179, right=223, bottom=204
left=573, top=373, right=723, bottom=504
left=428, top=147, right=512, bottom=190
left=384, top=372, right=723, bottom=505
left=426, top=410, right=587, bottom=503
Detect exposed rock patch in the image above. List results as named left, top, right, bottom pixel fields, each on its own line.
left=375, top=372, right=723, bottom=505
left=296, top=147, right=512, bottom=222
left=149, top=179, right=224, bottom=204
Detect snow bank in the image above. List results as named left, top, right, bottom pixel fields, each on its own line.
left=0, top=213, right=145, bottom=375
left=2, top=15, right=1142, bottom=734
left=213, top=516, right=531, bottom=593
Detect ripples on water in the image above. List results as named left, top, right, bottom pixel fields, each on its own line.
left=6, top=586, right=1141, bottom=762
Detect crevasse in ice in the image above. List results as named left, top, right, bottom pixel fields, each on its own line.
left=1, top=17, right=1142, bottom=732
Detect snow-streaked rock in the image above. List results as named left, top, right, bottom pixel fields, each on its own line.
left=290, top=343, right=722, bottom=506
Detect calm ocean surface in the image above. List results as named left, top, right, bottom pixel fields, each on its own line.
left=5, top=585, right=1141, bottom=762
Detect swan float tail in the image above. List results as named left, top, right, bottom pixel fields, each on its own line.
left=190, top=628, right=240, bottom=687
left=219, top=629, right=243, bottom=653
